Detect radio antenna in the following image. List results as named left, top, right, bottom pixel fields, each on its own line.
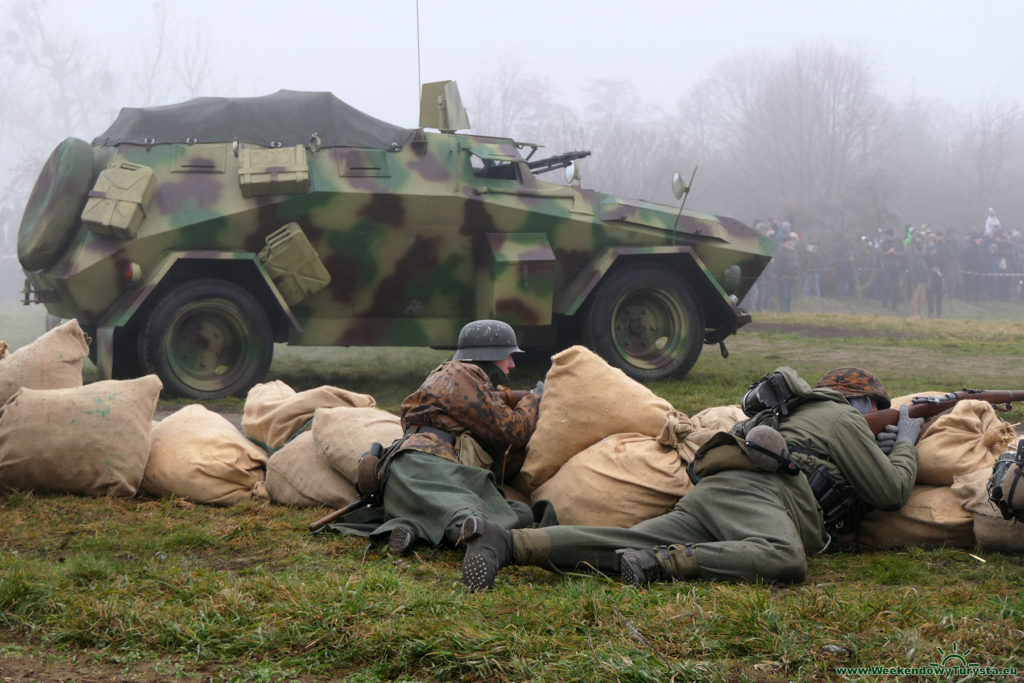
left=416, top=0, right=422, bottom=96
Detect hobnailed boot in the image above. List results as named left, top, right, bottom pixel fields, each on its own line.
left=387, top=524, right=418, bottom=555
left=617, top=544, right=699, bottom=586
left=461, top=516, right=514, bottom=591
left=616, top=548, right=664, bottom=586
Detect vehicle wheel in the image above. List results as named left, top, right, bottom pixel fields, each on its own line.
left=583, top=263, right=705, bottom=382
left=139, top=279, right=273, bottom=399
left=18, top=137, right=95, bottom=271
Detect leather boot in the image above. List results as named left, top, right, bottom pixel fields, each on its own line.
left=461, top=516, right=514, bottom=591
left=387, top=523, right=418, bottom=555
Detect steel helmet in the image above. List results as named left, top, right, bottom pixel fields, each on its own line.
left=451, top=319, right=523, bottom=362
left=815, top=367, right=891, bottom=410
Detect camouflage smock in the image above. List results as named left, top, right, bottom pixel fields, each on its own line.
left=399, top=361, right=540, bottom=464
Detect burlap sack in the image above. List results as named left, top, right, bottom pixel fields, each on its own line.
left=856, top=484, right=974, bottom=549
left=680, top=405, right=746, bottom=457
left=312, top=406, right=403, bottom=482
left=0, top=319, right=90, bottom=406
left=912, top=400, right=1016, bottom=485
left=521, top=346, right=673, bottom=492
left=145, top=404, right=269, bottom=506
left=951, top=467, right=1024, bottom=553
left=242, top=380, right=376, bottom=450
left=265, top=431, right=358, bottom=508
left=0, top=375, right=161, bottom=497
left=532, top=412, right=695, bottom=527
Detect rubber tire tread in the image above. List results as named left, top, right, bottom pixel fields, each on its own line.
left=583, top=263, right=704, bottom=382
left=138, top=279, right=273, bottom=399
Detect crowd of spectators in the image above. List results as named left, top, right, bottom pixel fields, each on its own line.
left=743, top=210, right=1024, bottom=316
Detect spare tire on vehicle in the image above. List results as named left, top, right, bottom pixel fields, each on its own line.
left=18, top=137, right=95, bottom=271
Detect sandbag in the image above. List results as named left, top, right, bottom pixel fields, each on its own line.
left=0, top=318, right=90, bottom=406
left=681, top=405, right=746, bottom=456
left=145, top=404, right=268, bottom=506
left=912, top=400, right=1016, bottom=485
left=521, top=346, right=673, bottom=491
left=856, top=484, right=974, bottom=549
left=242, top=380, right=376, bottom=450
left=532, top=412, right=695, bottom=527
left=265, top=431, right=358, bottom=508
left=952, top=467, right=1024, bottom=553
left=312, top=406, right=403, bottom=482
left=0, top=375, right=161, bottom=497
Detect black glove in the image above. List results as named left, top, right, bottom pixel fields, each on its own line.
left=895, top=405, right=924, bottom=445
left=531, top=380, right=545, bottom=398
left=876, top=424, right=898, bottom=455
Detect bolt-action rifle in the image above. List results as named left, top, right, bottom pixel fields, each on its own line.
left=863, top=389, right=1024, bottom=436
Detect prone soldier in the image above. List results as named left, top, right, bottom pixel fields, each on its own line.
left=461, top=366, right=922, bottom=590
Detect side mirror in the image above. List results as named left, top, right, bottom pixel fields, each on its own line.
left=671, top=171, right=688, bottom=200
left=564, top=160, right=581, bottom=184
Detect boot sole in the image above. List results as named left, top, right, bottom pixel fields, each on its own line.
left=461, top=516, right=495, bottom=591
left=387, top=526, right=417, bottom=555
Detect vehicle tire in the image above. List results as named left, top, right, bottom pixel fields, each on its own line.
left=18, top=137, right=95, bottom=272
left=138, top=279, right=273, bottom=399
left=582, top=263, right=705, bottom=382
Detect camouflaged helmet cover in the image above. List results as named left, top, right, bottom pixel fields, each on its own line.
left=815, top=367, right=891, bottom=410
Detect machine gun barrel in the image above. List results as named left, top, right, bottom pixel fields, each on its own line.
left=528, top=150, right=591, bottom=175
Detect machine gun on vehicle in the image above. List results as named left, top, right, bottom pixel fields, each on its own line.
left=527, top=150, right=591, bottom=175
left=864, top=389, right=1024, bottom=436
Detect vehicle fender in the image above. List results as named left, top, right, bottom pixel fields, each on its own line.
left=92, top=251, right=300, bottom=379
left=554, top=246, right=747, bottom=337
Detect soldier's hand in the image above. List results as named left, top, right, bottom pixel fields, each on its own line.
left=876, top=424, right=899, bottom=455
left=531, top=380, right=545, bottom=398
left=895, top=405, right=924, bottom=446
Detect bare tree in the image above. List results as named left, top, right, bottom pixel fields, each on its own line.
left=950, top=98, right=1024, bottom=226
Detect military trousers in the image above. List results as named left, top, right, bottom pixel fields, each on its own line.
left=523, top=469, right=825, bottom=583
left=329, top=450, right=544, bottom=548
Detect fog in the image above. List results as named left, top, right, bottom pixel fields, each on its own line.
left=3, top=0, right=1024, bottom=306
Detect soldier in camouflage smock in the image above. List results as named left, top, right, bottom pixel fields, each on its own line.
left=461, top=366, right=921, bottom=591
left=329, top=320, right=552, bottom=554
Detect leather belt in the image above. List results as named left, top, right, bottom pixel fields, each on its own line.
left=406, top=425, right=456, bottom=444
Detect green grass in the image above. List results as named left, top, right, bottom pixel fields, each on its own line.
left=3, top=302, right=1024, bottom=679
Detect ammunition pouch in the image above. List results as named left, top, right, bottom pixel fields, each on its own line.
left=806, top=465, right=856, bottom=533
left=988, top=442, right=1024, bottom=522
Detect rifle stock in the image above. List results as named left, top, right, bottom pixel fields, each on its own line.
left=863, top=390, right=1024, bottom=436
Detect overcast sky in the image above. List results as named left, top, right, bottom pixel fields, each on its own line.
left=43, top=0, right=1024, bottom=127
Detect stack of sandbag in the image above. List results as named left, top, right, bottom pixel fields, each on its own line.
left=531, top=405, right=747, bottom=527
left=264, top=431, right=358, bottom=508
left=520, top=346, right=674, bottom=494
left=952, top=466, right=1024, bottom=553
left=145, top=404, right=270, bottom=506
left=855, top=396, right=1016, bottom=549
left=242, top=380, right=376, bottom=451
left=532, top=411, right=694, bottom=527
left=0, top=375, right=161, bottom=497
left=0, top=319, right=90, bottom=405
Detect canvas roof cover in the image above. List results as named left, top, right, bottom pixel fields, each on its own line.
left=92, top=90, right=418, bottom=150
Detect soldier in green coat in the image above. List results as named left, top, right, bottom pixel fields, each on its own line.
left=329, top=320, right=552, bottom=554
left=461, top=366, right=921, bottom=591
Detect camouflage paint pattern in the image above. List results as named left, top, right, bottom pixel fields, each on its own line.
left=400, top=360, right=540, bottom=464
left=19, top=87, right=772, bottom=389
